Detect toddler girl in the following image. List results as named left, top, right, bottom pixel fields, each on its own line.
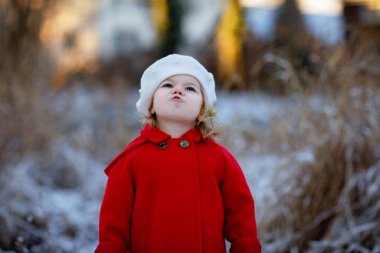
left=95, top=54, right=261, bottom=253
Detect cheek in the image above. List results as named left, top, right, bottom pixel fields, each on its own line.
left=151, top=93, right=159, bottom=113
left=151, top=91, right=166, bottom=113
left=193, top=96, right=203, bottom=113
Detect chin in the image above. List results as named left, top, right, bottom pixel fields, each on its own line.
left=159, top=114, right=197, bottom=124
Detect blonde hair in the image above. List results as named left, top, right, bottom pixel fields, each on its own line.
left=195, top=102, right=218, bottom=139
left=142, top=87, right=218, bottom=140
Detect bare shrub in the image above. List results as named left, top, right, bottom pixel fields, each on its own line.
left=260, top=74, right=380, bottom=252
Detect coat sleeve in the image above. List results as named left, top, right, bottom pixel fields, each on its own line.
left=95, top=156, right=134, bottom=253
left=219, top=146, right=261, bottom=253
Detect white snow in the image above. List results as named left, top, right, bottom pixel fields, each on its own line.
left=2, top=84, right=378, bottom=252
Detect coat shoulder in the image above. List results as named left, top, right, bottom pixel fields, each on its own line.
left=205, top=139, right=234, bottom=158
left=104, top=135, right=148, bottom=176
left=203, top=138, right=237, bottom=165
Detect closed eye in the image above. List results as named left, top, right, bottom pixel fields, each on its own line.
left=161, top=82, right=173, bottom=88
left=185, top=86, right=197, bottom=92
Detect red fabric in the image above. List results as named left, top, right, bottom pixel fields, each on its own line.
left=95, top=124, right=261, bottom=253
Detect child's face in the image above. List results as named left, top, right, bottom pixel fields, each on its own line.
left=151, top=74, right=203, bottom=126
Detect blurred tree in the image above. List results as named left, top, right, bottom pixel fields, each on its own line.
left=40, top=1, right=99, bottom=89
left=215, top=0, right=246, bottom=90
left=337, top=0, right=380, bottom=86
left=273, top=0, right=315, bottom=69
left=150, top=0, right=183, bottom=57
left=0, top=0, right=55, bottom=71
left=150, top=0, right=168, bottom=44
left=0, top=0, right=56, bottom=168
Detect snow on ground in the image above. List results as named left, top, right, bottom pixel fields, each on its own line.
left=2, top=140, right=105, bottom=252
left=217, top=91, right=296, bottom=130
left=2, top=86, right=322, bottom=252
left=216, top=91, right=303, bottom=221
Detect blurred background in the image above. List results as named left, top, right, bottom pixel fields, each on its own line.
left=0, top=0, right=380, bottom=252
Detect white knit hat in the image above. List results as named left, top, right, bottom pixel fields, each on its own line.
left=136, top=54, right=217, bottom=117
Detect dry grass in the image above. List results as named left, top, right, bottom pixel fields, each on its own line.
left=259, top=98, right=380, bottom=252
left=0, top=45, right=55, bottom=167
left=0, top=57, right=139, bottom=252
left=257, top=34, right=380, bottom=252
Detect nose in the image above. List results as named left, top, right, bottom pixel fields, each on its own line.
left=172, top=85, right=184, bottom=95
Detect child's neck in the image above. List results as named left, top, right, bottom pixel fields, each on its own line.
left=157, top=121, right=195, bottom=138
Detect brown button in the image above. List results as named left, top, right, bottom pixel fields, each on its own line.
left=159, top=141, right=168, bottom=150
left=179, top=140, right=189, bottom=149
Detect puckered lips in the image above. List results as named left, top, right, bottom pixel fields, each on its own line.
left=171, top=95, right=183, bottom=101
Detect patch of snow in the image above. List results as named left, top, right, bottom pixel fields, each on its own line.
left=240, top=153, right=290, bottom=222
left=217, top=91, right=292, bottom=131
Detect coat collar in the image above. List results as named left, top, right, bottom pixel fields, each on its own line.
left=140, top=124, right=202, bottom=143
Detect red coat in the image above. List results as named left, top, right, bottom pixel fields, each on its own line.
left=95, top=124, right=261, bottom=253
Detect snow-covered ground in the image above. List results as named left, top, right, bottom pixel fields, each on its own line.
left=1, top=87, right=290, bottom=252
left=1, top=85, right=378, bottom=252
